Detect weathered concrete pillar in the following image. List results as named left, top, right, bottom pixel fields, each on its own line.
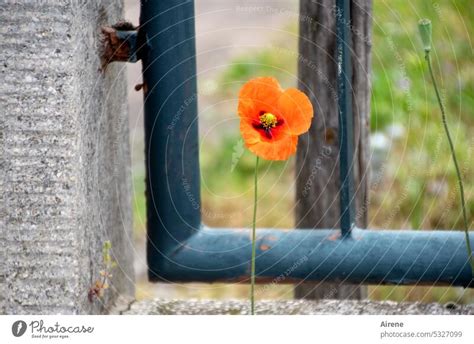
left=0, top=0, right=134, bottom=314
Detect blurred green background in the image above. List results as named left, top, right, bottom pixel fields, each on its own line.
left=129, top=0, right=474, bottom=303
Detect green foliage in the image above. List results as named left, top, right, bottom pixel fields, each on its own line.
left=218, top=48, right=295, bottom=94
left=88, top=241, right=116, bottom=302
left=371, top=1, right=474, bottom=131
left=217, top=23, right=297, bottom=95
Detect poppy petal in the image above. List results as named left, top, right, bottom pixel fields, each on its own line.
left=247, top=134, right=298, bottom=161
left=277, top=88, right=313, bottom=135
left=240, top=119, right=261, bottom=146
left=241, top=118, right=298, bottom=160
left=238, top=77, right=283, bottom=120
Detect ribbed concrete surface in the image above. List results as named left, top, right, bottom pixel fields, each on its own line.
left=0, top=0, right=134, bottom=314
left=119, top=299, right=474, bottom=315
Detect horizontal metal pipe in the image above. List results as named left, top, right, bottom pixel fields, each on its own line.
left=151, top=227, right=474, bottom=287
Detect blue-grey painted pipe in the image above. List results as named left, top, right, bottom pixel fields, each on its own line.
left=336, top=0, right=355, bottom=236
left=140, top=0, right=201, bottom=279
left=156, top=227, right=473, bottom=287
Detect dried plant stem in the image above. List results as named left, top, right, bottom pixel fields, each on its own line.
left=425, top=52, right=474, bottom=274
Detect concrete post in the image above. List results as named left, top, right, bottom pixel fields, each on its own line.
left=0, top=0, right=134, bottom=314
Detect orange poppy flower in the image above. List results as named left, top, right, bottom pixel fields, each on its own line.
left=238, top=77, right=313, bottom=160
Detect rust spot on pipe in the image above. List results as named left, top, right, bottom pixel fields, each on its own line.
left=100, top=21, right=138, bottom=71
left=327, top=232, right=341, bottom=241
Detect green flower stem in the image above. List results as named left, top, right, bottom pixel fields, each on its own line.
left=424, top=51, right=474, bottom=274
left=250, top=156, right=259, bottom=315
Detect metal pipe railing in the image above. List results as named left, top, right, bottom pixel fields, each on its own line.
left=158, top=227, right=474, bottom=287
left=137, top=0, right=473, bottom=287
left=336, top=0, right=356, bottom=236
left=140, top=0, right=202, bottom=279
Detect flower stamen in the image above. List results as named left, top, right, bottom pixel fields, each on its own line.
left=259, top=112, right=278, bottom=129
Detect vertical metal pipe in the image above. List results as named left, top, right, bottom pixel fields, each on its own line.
left=140, top=0, right=201, bottom=280
left=336, top=0, right=355, bottom=236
